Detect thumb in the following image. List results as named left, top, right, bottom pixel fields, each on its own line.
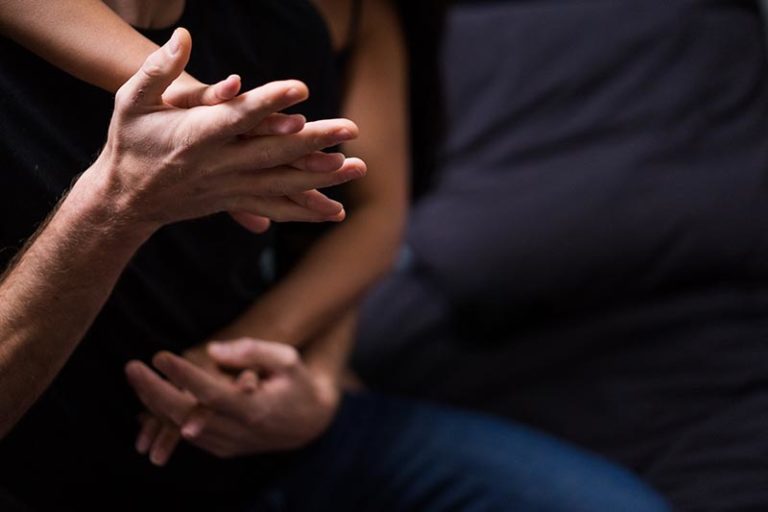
left=208, top=339, right=300, bottom=374
left=118, top=27, right=192, bottom=108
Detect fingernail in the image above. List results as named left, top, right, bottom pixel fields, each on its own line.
left=335, top=128, right=353, bottom=141
left=166, top=29, right=181, bottom=56
left=181, top=423, right=200, bottom=439
left=136, top=436, right=150, bottom=454
left=285, top=87, right=304, bottom=101
left=150, top=452, right=166, bottom=466
left=346, top=167, right=366, bottom=180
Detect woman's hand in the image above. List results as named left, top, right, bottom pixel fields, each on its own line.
left=127, top=339, right=340, bottom=465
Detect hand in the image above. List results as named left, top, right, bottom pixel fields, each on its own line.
left=164, top=73, right=318, bottom=233
left=132, top=343, right=259, bottom=465
left=126, top=339, right=339, bottom=464
left=82, top=27, right=366, bottom=237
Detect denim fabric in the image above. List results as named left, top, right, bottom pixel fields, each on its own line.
left=246, top=393, right=670, bottom=512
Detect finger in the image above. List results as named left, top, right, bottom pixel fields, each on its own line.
left=180, top=407, right=211, bottom=440
left=152, top=352, right=243, bottom=416
left=208, top=339, right=301, bottom=374
left=224, top=157, right=366, bottom=199
left=136, top=414, right=162, bottom=455
left=196, top=80, right=309, bottom=140
left=117, top=28, right=192, bottom=108
left=149, top=423, right=182, bottom=467
left=219, top=119, right=359, bottom=171
left=236, top=370, right=259, bottom=393
left=227, top=195, right=345, bottom=223
left=292, top=152, right=346, bottom=173
left=288, top=189, right=348, bottom=218
left=241, top=114, right=306, bottom=138
left=125, top=360, right=195, bottom=426
left=180, top=411, right=249, bottom=458
left=198, top=74, right=242, bottom=105
left=229, top=212, right=272, bottom=233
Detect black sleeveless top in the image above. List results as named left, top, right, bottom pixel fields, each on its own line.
left=0, top=1, right=340, bottom=508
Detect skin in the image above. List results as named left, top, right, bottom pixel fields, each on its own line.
left=132, top=0, right=409, bottom=465
left=0, top=0, right=408, bottom=465
left=0, top=29, right=366, bottom=440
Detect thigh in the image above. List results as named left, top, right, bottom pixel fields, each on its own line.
left=276, top=393, right=669, bottom=512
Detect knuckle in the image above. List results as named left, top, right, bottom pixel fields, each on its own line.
left=264, top=179, right=289, bottom=197
left=226, top=108, right=247, bottom=131
left=141, top=55, right=166, bottom=78
left=256, top=144, right=277, bottom=168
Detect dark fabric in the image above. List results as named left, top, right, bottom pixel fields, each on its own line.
left=0, top=1, right=340, bottom=507
left=354, top=1, right=768, bottom=510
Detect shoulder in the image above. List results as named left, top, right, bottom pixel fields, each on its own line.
left=310, top=0, right=400, bottom=51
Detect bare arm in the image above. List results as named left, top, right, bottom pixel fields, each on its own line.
left=0, top=0, right=159, bottom=92
left=0, top=168, right=152, bottom=439
left=0, top=30, right=364, bottom=439
left=0, top=0, right=245, bottom=108
left=215, top=0, right=409, bottom=348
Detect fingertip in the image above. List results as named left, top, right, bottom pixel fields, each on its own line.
left=284, top=80, right=309, bottom=102
left=181, top=422, right=201, bottom=440
left=217, top=74, right=242, bottom=100
left=237, top=370, right=259, bottom=392
left=335, top=119, right=359, bottom=140
left=327, top=208, right=347, bottom=222
left=125, top=360, right=144, bottom=379
left=207, top=342, right=229, bottom=359
left=151, top=351, right=175, bottom=371
left=345, top=157, right=367, bottom=175
left=150, top=451, right=168, bottom=467
left=174, top=27, right=192, bottom=53
left=231, top=211, right=271, bottom=233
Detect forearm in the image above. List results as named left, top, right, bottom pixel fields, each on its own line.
left=215, top=0, right=409, bottom=347
left=0, top=164, right=151, bottom=438
left=0, top=0, right=159, bottom=92
left=216, top=201, right=404, bottom=347
left=304, top=309, right=357, bottom=387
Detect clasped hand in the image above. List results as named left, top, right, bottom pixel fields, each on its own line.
left=84, top=27, right=366, bottom=238
left=125, top=339, right=339, bottom=466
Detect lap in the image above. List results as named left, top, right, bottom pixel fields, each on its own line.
left=272, top=393, right=669, bottom=512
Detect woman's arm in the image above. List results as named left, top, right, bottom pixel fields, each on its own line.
left=0, top=0, right=159, bottom=92
left=214, top=0, right=409, bottom=347
left=0, top=0, right=240, bottom=105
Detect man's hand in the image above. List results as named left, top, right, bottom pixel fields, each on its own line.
left=125, top=339, right=339, bottom=465
left=83, top=27, right=366, bottom=237
left=163, top=73, right=313, bottom=233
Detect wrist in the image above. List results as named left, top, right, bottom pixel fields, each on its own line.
left=60, top=156, right=158, bottom=246
left=312, top=367, right=342, bottom=407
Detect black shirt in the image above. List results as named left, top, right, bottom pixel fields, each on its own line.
left=355, top=1, right=768, bottom=510
left=0, top=1, right=339, bottom=508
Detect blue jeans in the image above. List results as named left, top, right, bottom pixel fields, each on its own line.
left=245, top=393, right=670, bottom=512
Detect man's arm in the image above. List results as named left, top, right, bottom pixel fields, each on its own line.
left=0, top=28, right=365, bottom=439
left=0, top=171, right=152, bottom=439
